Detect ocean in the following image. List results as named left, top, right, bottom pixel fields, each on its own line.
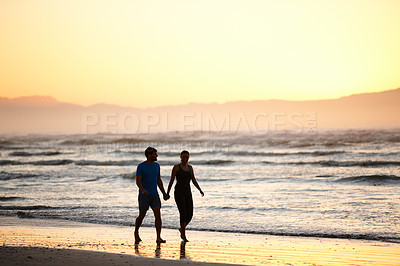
left=1, top=128, right=399, bottom=243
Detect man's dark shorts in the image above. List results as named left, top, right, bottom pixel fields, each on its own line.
left=138, top=193, right=161, bottom=212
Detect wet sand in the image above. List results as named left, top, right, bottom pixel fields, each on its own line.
left=1, top=217, right=399, bottom=265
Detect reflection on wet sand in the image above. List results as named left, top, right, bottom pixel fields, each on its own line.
left=134, top=241, right=189, bottom=261
left=134, top=243, right=140, bottom=256
left=155, top=242, right=161, bottom=258
left=134, top=242, right=162, bottom=258
left=180, top=241, right=187, bottom=260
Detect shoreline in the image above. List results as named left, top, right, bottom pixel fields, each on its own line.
left=1, top=216, right=400, bottom=265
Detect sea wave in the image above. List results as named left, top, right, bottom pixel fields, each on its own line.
left=0, top=205, right=57, bottom=210
left=60, top=139, right=101, bottom=145
left=0, top=160, right=22, bottom=165
left=0, top=140, right=15, bottom=145
left=386, top=136, right=400, bottom=142
left=194, top=160, right=235, bottom=165
left=303, top=160, right=400, bottom=167
left=0, top=171, right=41, bottom=180
left=262, top=160, right=400, bottom=167
left=110, top=138, right=149, bottom=144
left=119, top=173, right=136, bottom=179
left=335, top=175, right=400, bottom=184
left=199, top=178, right=231, bottom=182
left=14, top=211, right=62, bottom=219
left=229, top=150, right=346, bottom=157
left=32, top=159, right=74, bottom=165
left=16, top=211, right=36, bottom=218
left=0, top=196, right=22, bottom=201
left=0, top=159, right=74, bottom=166
left=184, top=227, right=400, bottom=243
left=75, top=160, right=140, bottom=166
left=9, top=151, right=64, bottom=157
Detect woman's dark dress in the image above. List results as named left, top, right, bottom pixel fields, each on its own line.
left=174, top=164, right=193, bottom=224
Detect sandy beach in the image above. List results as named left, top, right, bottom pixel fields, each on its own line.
left=1, top=217, right=399, bottom=265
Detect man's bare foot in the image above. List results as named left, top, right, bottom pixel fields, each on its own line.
left=156, top=238, right=166, bottom=244
left=134, top=232, right=142, bottom=244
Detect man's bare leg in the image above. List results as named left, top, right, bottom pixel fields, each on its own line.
left=134, top=210, right=146, bottom=244
left=152, top=207, right=166, bottom=243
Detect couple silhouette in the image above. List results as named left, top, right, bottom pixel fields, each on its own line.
left=134, top=147, right=204, bottom=245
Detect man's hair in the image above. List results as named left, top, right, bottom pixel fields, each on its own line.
left=180, top=150, right=189, bottom=156
left=145, top=147, right=157, bottom=158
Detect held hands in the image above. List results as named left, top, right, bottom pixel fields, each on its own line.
left=142, top=190, right=149, bottom=196
left=163, top=193, right=170, bottom=201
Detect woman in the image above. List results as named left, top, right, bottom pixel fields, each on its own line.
left=167, top=150, right=204, bottom=242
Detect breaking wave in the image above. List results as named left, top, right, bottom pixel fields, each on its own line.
left=0, top=205, right=57, bottom=210
left=296, top=160, right=400, bottom=167
left=0, top=171, right=41, bottom=181
left=0, top=196, right=22, bottom=201
left=335, top=175, right=400, bottom=184
left=262, top=160, right=400, bottom=167
left=75, top=160, right=140, bottom=166
left=9, top=151, right=64, bottom=157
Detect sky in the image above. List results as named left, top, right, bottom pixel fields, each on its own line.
left=1, top=0, right=400, bottom=108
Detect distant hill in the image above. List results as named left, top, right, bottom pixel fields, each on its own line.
left=0, top=95, right=60, bottom=107
left=1, top=89, right=399, bottom=134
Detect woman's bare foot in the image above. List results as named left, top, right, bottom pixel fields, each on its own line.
left=179, top=228, right=189, bottom=242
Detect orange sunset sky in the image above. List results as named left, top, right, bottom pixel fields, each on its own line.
left=1, top=0, right=400, bottom=108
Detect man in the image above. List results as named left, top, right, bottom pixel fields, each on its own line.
left=134, top=147, right=169, bottom=245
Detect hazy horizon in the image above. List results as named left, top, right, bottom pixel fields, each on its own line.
left=1, top=87, right=399, bottom=109
left=1, top=88, right=399, bottom=134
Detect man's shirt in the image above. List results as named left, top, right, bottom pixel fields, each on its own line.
left=136, top=161, right=160, bottom=195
